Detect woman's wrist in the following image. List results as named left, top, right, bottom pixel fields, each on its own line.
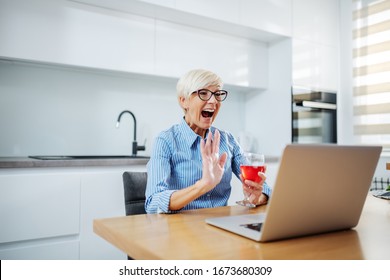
left=256, top=193, right=269, bottom=206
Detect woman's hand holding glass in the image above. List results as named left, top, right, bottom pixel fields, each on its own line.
left=237, top=153, right=266, bottom=208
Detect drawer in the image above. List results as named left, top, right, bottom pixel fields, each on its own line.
left=0, top=239, right=79, bottom=260
left=0, top=171, right=80, bottom=243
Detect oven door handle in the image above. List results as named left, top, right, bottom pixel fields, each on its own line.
left=300, top=101, right=337, bottom=110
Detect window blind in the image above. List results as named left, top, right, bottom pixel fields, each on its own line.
left=353, top=0, right=390, bottom=149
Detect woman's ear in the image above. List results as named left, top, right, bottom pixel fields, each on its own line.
left=179, top=96, right=188, bottom=111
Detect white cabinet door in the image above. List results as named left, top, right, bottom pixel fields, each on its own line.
left=240, top=0, right=292, bottom=37
left=0, top=165, right=147, bottom=260
left=175, top=0, right=240, bottom=24
left=0, top=240, right=79, bottom=260
left=0, top=170, right=80, bottom=243
left=292, top=0, right=339, bottom=46
left=137, top=0, right=176, bottom=8
left=0, top=0, right=282, bottom=89
left=292, top=0, right=339, bottom=90
left=293, top=39, right=338, bottom=91
left=79, top=166, right=146, bottom=260
left=154, top=20, right=268, bottom=88
left=0, top=0, right=155, bottom=74
left=173, top=0, right=292, bottom=37
left=0, top=169, right=80, bottom=259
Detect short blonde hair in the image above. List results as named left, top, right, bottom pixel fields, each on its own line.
left=176, top=69, right=223, bottom=101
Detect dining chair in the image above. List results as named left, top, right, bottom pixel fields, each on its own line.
left=122, top=171, right=147, bottom=259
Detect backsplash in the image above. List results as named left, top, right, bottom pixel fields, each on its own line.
left=0, top=60, right=245, bottom=157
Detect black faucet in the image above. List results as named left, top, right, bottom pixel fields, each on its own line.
left=116, top=110, right=146, bottom=156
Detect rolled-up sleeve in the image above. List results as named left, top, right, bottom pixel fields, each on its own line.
left=145, top=136, right=177, bottom=214
left=262, top=181, right=272, bottom=197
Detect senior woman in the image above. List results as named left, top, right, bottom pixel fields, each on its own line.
left=145, top=69, right=271, bottom=214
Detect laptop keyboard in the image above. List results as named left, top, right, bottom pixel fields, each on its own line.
left=373, top=191, right=390, bottom=200
left=241, top=223, right=263, bottom=232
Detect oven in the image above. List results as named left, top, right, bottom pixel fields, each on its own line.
left=292, top=87, right=337, bottom=144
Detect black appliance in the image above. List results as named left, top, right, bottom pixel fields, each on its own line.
left=292, top=87, right=337, bottom=144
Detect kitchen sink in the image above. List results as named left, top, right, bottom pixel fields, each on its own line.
left=29, top=155, right=150, bottom=160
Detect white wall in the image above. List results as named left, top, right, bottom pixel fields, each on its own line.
left=338, top=0, right=354, bottom=146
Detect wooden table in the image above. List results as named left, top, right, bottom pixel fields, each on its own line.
left=94, top=195, right=390, bottom=259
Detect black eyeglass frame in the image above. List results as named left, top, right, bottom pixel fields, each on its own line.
left=192, top=89, right=228, bottom=102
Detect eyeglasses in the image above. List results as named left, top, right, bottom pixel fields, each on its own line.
left=192, top=89, right=228, bottom=102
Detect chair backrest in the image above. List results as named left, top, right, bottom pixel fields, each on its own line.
left=122, top=171, right=147, bottom=216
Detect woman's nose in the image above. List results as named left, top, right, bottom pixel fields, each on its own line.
left=208, top=94, right=218, bottom=103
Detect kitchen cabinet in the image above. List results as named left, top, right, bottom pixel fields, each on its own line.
left=140, top=0, right=292, bottom=37
left=74, top=0, right=291, bottom=39
left=0, top=170, right=80, bottom=243
left=0, top=159, right=278, bottom=259
left=0, top=0, right=155, bottom=75
left=79, top=165, right=146, bottom=260
left=154, top=20, right=269, bottom=88
left=293, top=39, right=338, bottom=91
left=0, top=168, right=81, bottom=259
left=292, top=0, right=339, bottom=91
left=239, top=0, right=292, bottom=37
left=0, top=240, right=79, bottom=260
left=0, top=165, right=146, bottom=260
left=0, top=0, right=290, bottom=90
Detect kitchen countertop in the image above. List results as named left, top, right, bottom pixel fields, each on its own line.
left=0, top=155, right=280, bottom=169
left=0, top=157, right=150, bottom=168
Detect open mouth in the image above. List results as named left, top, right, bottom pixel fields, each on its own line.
left=201, top=110, right=214, bottom=118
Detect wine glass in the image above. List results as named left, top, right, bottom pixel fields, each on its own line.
left=236, top=152, right=266, bottom=208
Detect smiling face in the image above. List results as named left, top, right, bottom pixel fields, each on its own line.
left=179, top=85, right=222, bottom=138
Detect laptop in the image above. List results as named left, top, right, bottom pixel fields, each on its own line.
left=205, top=144, right=382, bottom=242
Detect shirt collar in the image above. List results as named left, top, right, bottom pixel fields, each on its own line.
left=178, top=117, right=214, bottom=148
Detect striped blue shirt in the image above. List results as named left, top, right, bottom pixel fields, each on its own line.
left=145, top=118, right=272, bottom=214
